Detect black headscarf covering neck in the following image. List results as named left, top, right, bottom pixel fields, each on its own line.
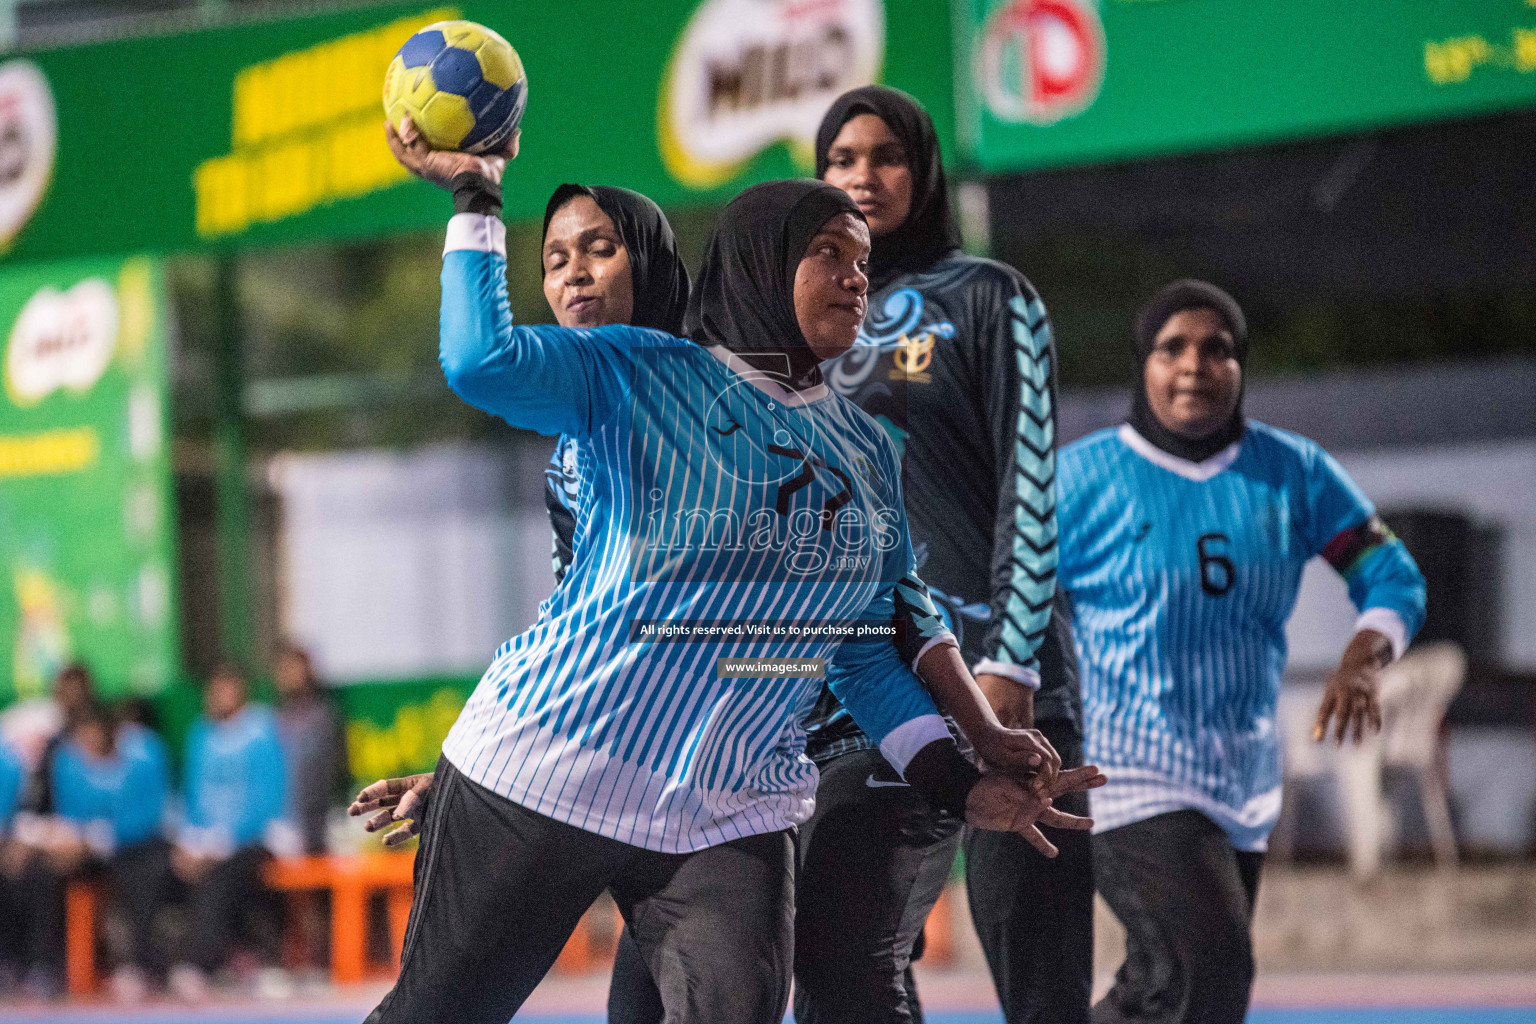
left=814, top=85, right=962, bottom=290
left=542, top=184, right=691, bottom=335
left=1129, top=279, right=1249, bottom=463
left=685, top=179, right=864, bottom=391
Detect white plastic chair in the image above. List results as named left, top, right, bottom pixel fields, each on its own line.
left=1274, top=680, right=1382, bottom=874
left=1275, top=642, right=1465, bottom=878
left=1373, top=641, right=1465, bottom=870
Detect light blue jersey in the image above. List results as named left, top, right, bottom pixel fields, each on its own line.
left=438, top=215, right=950, bottom=853
left=1059, top=422, right=1425, bottom=849
left=51, top=723, right=169, bottom=852
left=549, top=433, right=959, bottom=766
left=0, top=740, right=21, bottom=832
left=181, top=704, right=287, bottom=855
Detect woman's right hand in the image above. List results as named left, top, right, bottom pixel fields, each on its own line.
left=349, top=771, right=435, bottom=848
left=972, top=724, right=1061, bottom=796
left=384, top=115, right=519, bottom=191
left=965, top=765, right=1105, bottom=858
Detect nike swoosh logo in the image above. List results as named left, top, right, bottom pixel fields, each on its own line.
left=712, top=422, right=743, bottom=436
left=865, top=775, right=909, bottom=789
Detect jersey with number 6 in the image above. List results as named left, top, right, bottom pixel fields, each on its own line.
left=1058, top=421, right=1425, bottom=848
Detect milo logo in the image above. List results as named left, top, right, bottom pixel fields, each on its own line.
left=659, top=0, right=884, bottom=188
left=5, top=279, right=119, bottom=407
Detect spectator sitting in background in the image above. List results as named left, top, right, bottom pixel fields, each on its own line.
left=0, top=738, right=25, bottom=994
left=0, top=666, right=100, bottom=1000
left=3, top=664, right=98, bottom=817
left=47, top=703, right=173, bottom=1003
left=167, top=664, right=287, bottom=1002
left=274, top=644, right=349, bottom=855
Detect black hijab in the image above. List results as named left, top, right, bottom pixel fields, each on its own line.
left=685, top=179, right=864, bottom=390
left=542, top=184, right=690, bottom=335
left=814, top=85, right=962, bottom=289
left=1128, top=279, right=1249, bottom=462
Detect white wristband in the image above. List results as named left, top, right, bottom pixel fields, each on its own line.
left=974, top=659, right=1042, bottom=690
left=880, top=715, right=954, bottom=778
left=1354, top=608, right=1409, bottom=662
left=444, top=213, right=506, bottom=256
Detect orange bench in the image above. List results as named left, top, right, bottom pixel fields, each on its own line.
left=64, top=860, right=957, bottom=995
left=61, top=854, right=417, bottom=995
left=264, top=854, right=416, bottom=983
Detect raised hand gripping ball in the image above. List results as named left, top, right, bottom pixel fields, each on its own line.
left=383, top=20, right=527, bottom=155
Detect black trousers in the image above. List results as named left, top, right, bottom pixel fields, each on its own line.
left=108, top=841, right=173, bottom=976
left=0, top=870, right=21, bottom=968
left=1091, top=810, right=1263, bottom=1024
left=964, top=719, right=1094, bottom=1024
left=368, top=757, right=794, bottom=1024
left=13, top=852, right=66, bottom=973
left=181, top=845, right=279, bottom=972
left=793, top=747, right=962, bottom=1024
left=8, top=840, right=173, bottom=977
left=608, top=747, right=962, bottom=1024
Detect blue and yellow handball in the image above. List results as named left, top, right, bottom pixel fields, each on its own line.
left=383, top=20, right=527, bottom=154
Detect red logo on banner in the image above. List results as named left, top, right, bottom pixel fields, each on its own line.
left=977, top=0, right=1104, bottom=124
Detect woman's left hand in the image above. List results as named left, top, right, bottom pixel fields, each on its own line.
left=1315, top=629, right=1391, bottom=745
left=384, top=115, right=519, bottom=191
left=350, top=772, right=435, bottom=848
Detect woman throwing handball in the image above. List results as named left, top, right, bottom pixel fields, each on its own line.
left=362, top=163, right=1066, bottom=1023
left=534, top=183, right=1082, bottom=1024
left=353, top=118, right=1105, bottom=1024
left=604, top=85, right=1093, bottom=1024
left=1058, top=280, right=1427, bottom=1024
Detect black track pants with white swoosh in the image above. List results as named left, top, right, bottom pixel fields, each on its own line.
left=794, top=747, right=963, bottom=1024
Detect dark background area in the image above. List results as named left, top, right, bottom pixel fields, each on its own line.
left=988, top=108, right=1536, bottom=387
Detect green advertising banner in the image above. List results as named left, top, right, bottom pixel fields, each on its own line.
left=0, top=0, right=953, bottom=264
left=956, top=0, right=1536, bottom=173
left=0, top=255, right=178, bottom=700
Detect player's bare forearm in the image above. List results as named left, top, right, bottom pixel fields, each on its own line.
left=1315, top=627, right=1392, bottom=745
left=977, top=671, right=1035, bottom=730
left=917, top=641, right=999, bottom=738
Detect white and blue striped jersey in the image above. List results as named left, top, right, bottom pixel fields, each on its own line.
left=1059, top=422, right=1425, bottom=850
left=547, top=435, right=958, bottom=766
left=437, top=214, right=951, bottom=853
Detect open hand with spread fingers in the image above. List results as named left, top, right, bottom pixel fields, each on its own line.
left=384, top=115, right=519, bottom=191
left=349, top=772, right=435, bottom=848
left=1314, top=627, right=1391, bottom=746
left=965, top=763, right=1107, bottom=858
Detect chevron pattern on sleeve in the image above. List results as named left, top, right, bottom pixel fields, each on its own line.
left=996, top=293, right=1059, bottom=671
